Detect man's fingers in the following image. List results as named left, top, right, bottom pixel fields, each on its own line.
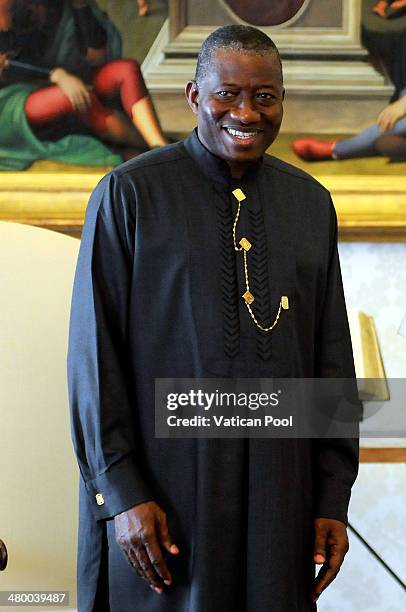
left=312, top=518, right=349, bottom=602
left=136, top=545, right=164, bottom=592
left=156, top=512, right=180, bottom=556
left=313, top=522, right=327, bottom=564
left=311, top=563, right=335, bottom=602
left=311, top=546, right=345, bottom=601
left=128, top=549, right=145, bottom=578
left=143, top=532, right=173, bottom=585
left=128, top=549, right=163, bottom=594
left=114, top=502, right=177, bottom=593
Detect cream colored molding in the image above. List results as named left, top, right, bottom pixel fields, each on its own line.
left=165, top=0, right=364, bottom=54
left=142, top=8, right=388, bottom=95
left=144, top=55, right=390, bottom=96
left=0, top=172, right=405, bottom=242
left=163, top=24, right=366, bottom=56
left=142, top=18, right=170, bottom=82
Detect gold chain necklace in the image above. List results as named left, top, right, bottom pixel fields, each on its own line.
left=232, top=188, right=289, bottom=332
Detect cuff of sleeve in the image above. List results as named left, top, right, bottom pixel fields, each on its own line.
left=313, top=480, right=352, bottom=527
left=84, top=453, right=154, bottom=521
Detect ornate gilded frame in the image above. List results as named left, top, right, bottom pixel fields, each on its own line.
left=0, top=171, right=405, bottom=241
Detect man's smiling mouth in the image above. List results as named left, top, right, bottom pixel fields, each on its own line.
left=224, top=127, right=262, bottom=140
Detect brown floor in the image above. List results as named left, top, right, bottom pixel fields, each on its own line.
left=23, top=132, right=406, bottom=176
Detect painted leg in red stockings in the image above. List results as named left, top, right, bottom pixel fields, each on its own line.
left=92, top=59, right=169, bottom=147
left=24, top=85, right=143, bottom=147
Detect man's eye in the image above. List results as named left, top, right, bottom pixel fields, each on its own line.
left=217, top=91, right=234, bottom=97
left=257, top=93, right=273, bottom=100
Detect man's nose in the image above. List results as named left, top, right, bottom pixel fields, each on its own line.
left=229, top=99, right=261, bottom=124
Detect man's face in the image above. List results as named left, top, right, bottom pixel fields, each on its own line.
left=186, top=48, right=284, bottom=177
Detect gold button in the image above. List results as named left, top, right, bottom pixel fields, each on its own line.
left=232, top=188, right=246, bottom=202
left=243, top=291, right=255, bottom=305
left=239, top=237, right=252, bottom=252
left=281, top=296, right=289, bottom=310
left=95, top=493, right=105, bottom=506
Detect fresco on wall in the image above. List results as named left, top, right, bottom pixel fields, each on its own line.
left=182, top=0, right=406, bottom=168
left=0, top=0, right=404, bottom=171
left=0, top=0, right=169, bottom=171
left=292, top=0, right=406, bottom=165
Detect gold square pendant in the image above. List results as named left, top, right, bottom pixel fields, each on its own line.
left=243, top=291, right=255, bottom=304
left=281, top=296, right=289, bottom=310
left=239, top=237, right=252, bottom=251
left=232, top=188, right=246, bottom=202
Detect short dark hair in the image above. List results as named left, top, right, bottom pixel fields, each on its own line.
left=195, top=25, right=283, bottom=86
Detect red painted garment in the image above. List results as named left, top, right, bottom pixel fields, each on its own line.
left=25, top=59, right=148, bottom=131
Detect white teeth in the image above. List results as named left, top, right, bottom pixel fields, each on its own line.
left=225, top=128, right=259, bottom=139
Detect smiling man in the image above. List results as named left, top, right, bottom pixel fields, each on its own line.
left=186, top=40, right=284, bottom=177
left=68, top=25, right=359, bottom=612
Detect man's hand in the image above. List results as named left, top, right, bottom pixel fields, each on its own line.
left=114, top=501, right=180, bottom=594
left=311, top=517, right=349, bottom=604
left=49, top=68, right=92, bottom=112
left=377, top=97, right=406, bottom=133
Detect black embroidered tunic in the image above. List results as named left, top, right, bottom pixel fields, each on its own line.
left=68, top=129, right=359, bottom=612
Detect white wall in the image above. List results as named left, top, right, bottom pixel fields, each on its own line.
left=339, top=242, right=406, bottom=378
left=0, top=223, right=79, bottom=610
left=320, top=243, right=406, bottom=611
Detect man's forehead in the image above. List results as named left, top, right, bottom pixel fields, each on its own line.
left=212, top=47, right=278, bottom=64
left=202, top=48, right=282, bottom=84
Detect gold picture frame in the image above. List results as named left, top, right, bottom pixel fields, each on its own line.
left=0, top=170, right=405, bottom=241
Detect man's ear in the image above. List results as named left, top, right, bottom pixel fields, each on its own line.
left=185, top=80, right=199, bottom=114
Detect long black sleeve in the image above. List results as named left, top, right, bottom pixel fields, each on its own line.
left=312, top=196, right=360, bottom=526
left=68, top=172, right=153, bottom=522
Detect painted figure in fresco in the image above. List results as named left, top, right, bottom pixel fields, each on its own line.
left=292, top=8, right=406, bottom=162
left=137, top=0, right=149, bottom=17
left=292, top=94, right=406, bottom=161
left=372, top=0, right=406, bottom=19
left=0, top=0, right=168, bottom=170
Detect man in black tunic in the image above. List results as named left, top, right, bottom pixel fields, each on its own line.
left=68, top=25, right=360, bottom=612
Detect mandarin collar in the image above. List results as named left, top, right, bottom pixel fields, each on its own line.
left=183, top=128, right=264, bottom=188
